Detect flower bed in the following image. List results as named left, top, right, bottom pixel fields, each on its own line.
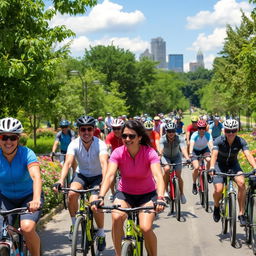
left=38, top=155, right=62, bottom=215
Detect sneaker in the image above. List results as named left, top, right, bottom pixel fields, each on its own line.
left=164, top=191, right=170, bottom=199
left=68, top=225, right=73, bottom=241
left=207, top=174, right=213, bottom=183
left=180, top=194, right=187, bottom=204
left=192, top=184, right=197, bottom=195
left=238, top=214, right=246, bottom=227
left=213, top=206, right=220, bottom=222
left=108, top=194, right=114, bottom=202
left=97, top=236, right=106, bottom=251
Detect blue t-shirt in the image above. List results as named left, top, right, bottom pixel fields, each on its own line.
left=190, top=131, right=212, bottom=150
left=0, top=146, right=38, bottom=199
left=210, top=122, right=223, bottom=139
left=55, top=130, right=75, bottom=153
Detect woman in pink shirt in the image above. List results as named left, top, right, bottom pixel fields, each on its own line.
left=93, top=120, right=165, bottom=256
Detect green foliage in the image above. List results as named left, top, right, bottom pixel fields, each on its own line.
left=27, top=137, right=54, bottom=154
left=35, top=130, right=55, bottom=139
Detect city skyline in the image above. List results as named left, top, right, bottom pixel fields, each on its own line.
left=46, top=0, right=254, bottom=71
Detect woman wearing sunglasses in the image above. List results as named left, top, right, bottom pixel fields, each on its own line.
left=0, top=117, right=43, bottom=256
left=93, top=120, right=165, bottom=256
left=209, top=119, right=256, bottom=226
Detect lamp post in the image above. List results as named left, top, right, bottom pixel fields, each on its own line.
left=69, top=70, right=87, bottom=114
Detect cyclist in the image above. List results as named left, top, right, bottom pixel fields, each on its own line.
left=186, top=116, right=198, bottom=155
left=159, top=122, right=191, bottom=204
left=190, top=120, right=213, bottom=195
left=92, top=120, right=165, bottom=256
left=105, top=118, right=124, bottom=201
left=104, top=112, right=114, bottom=135
left=159, top=117, right=171, bottom=137
left=209, top=119, right=256, bottom=226
left=96, top=116, right=105, bottom=139
left=0, top=117, right=43, bottom=256
left=153, top=116, right=161, bottom=134
left=144, top=120, right=161, bottom=153
left=209, top=115, right=224, bottom=141
left=175, top=115, right=185, bottom=135
left=54, top=115, right=108, bottom=251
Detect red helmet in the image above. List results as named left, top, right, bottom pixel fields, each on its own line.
left=197, top=120, right=207, bottom=128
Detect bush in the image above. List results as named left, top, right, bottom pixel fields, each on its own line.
left=19, top=134, right=29, bottom=146
left=38, top=156, right=62, bottom=215
left=27, top=137, right=54, bottom=154
left=34, top=129, right=56, bottom=139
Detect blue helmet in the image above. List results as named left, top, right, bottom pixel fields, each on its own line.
left=59, top=120, right=70, bottom=127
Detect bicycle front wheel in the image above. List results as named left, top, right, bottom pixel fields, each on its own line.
left=229, top=193, right=237, bottom=247
left=121, top=240, right=134, bottom=256
left=71, top=215, right=87, bottom=256
left=202, top=171, right=209, bottom=212
left=173, top=178, right=181, bottom=221
left=251, top=195, right=256, bottom=254
left=198, top=175, right=204, bottom=206
left=220, top=197, right=228, bottom=234
left=0, top=244, right=10, bottom=256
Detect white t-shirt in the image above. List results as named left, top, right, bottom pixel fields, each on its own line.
left=67, top=136, right=108, bottom=177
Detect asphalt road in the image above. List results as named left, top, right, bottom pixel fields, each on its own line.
left=40, top=166, right=254, bottom=256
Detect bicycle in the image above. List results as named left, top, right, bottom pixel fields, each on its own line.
left=58, top=187, right=101, bottom=256
left=99, top=205, right=155, bottom=256
left=215, top=170, right=253, bottom=247
left=161, top=161, right=188, bottom=221
left=196, top=155, right=210, bottom=212
left=244, top=169, right=256, bottom=254
left=0, top=206, right=31, bottom=256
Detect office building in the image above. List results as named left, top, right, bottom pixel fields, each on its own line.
left=189, top=49, right=205, bottom=72
left=139, top=49, right=153, bottom=60
left=168, top=54, right=183, bottom=72
left=150, top=37, right=167, bottom=69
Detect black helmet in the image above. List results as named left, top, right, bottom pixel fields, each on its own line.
left=76, top=115, right=96, bottom=127
left=59, top=120, right=70, bottom=127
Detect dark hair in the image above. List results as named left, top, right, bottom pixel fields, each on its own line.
left=122, top=120, right=150, bottom=146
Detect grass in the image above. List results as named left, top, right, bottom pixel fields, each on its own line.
left=26, top=137, right=54, bottom=154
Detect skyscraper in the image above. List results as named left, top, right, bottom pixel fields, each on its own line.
left=197, top=49, right=205, bottom=68
left=139, top=49, right=153, bottom=60
left=168, top=54, right=183, bottom=72
left=150, top=37, right=167, bottom=69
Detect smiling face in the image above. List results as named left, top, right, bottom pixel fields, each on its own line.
left=79, top=126, right=95, bottom=143
left=121, top=127, right=141, bottom=148
left=0, top=133, right=19, bottom=154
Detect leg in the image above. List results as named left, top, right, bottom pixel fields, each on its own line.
left=213, top=183, right=224, bottom=207
left=68, top=182, right=83, bottom=217
left=163, top=165, right=171, bottom=192
left=139, top=201, right=157, bottom=256
left=20, top=219, right=40, bottom=256
left=90, top=194, right=104, bottom=229
left=235, top=175, right=246, bottom=215
left=175, top=170, right=183, bottom=195
left=192, top=160, right=199, bottom=183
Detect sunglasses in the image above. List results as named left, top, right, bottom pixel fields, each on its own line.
left=113, top=127, right=121, bottom=131
left=80, top=127, right=94, bottom=132
left=225, top=129, right=237, bottom=134
left=167, top=129, right=176, bottom=133
left=0, top=135, right=19, bottom=141
left=121, top=133, right=137, bottom=139
left=198, top=127, right=206, bottom=130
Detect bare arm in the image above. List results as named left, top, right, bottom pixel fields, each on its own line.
left=99, top=153, right=109, bottom=179
left=243, top=150, right=256, bottom=169
left=189, top=140, right=195, bottom=155
left=51, top=140, right=59, bottom=153
left=151, top=162, right=165, bottom=197
left=59, top=154, right=75, bottom=185
left=181, top=146, right=190, bottom=160
left=210, top=149, right=218, bottom=169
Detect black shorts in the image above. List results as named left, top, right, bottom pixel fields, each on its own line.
left=213, top=161, right=243, bottom=184
left=72, top=173, right=102, bottom=194
left=115, top=190, right=157, bottom=208
left=191, top=147, right=210, bottom=161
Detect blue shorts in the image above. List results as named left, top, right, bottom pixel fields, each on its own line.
left=72, top=173, right=102, bottom=195
left=213, top=161, right=243, bottom=184
left=115, top=190, right=157, bottom=208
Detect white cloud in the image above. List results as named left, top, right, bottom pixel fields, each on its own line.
left=50, top=0, right=145, bottom=35
left=186, top=0, right=252, bottom=29
left=204, top=54, right=217, bottom=69
left=189, top=27, right=227, bottom=52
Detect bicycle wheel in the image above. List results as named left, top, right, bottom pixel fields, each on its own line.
left=0, top=244, right=10, bottom=256
left=229, top=193, right=237, bottom=247
left=198, top=175, right=204, bottom=206
left=202, top=171, right=209, bottom=212
left=121, top=240, right=134, bottom=256
left=173, top=178, right=181, bottom=221
left=63, top=178, right=69, bottom=210
left=90, top=221, right=98, bottom=256
left=245, top=191, right=252, bottom=244
left=251, top=195, right=256, bottom=254
left=220, top=197, right=228, bottom=234
left=71, top=215, right=87, bottom=256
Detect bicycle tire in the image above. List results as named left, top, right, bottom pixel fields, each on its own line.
left=198, top=176, right=204, bottom=206
left=71, top=215, right=87, bottom=256
left=251, top=195, right=256, bottom=254
left=173, top=178, right=181, bottom=221
left=245, top=192, right=252, bottom=244
left=229, top=193, right=237, bottom=247
left=90, top=222, right=98, bottom=256
left=202, top=171, right=209, bottom=212
left=63, top=178, right=69, bottom=210
left=0, top=244, right=10, bottom=256
left=121, top=240, right=134, bottom=256
left=220, top=197, right=228, bottom=234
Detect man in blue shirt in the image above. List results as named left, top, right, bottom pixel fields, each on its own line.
left=209, top=116, right=224, bottom=141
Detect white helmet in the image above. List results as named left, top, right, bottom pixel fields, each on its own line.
left=165, top=122, right=176, bottom=130
left=0, top=117, right=23, bottom=134
left=223, top=119, right=239, bottom=129
left=111, top=118, right=124, bottom=127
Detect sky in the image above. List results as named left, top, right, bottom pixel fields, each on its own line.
left=47, top=0, right=254, bottom=71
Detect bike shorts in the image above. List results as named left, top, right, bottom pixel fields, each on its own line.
left=213, top=161, right=243, bottom=184
left=191, top=147, right=210, bottom=161
left=0, top=192, right=44, bottom=228
left=161, top=154, right=182, bottom=171
left=72, top=173, right=102, bottom=194
left=115, top=190, right=157, bottom=208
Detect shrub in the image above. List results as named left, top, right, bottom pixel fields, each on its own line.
left=38, top=156, right=62, bottom=215
left=34, top=129, right=56, bottom=139
left=27, top=137, right=54, bottom=154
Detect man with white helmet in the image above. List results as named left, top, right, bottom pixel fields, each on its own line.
left=159, top=122, right=191, bottom=204
left=105, top=118, right=124, bottom=201
left=0, top=117, right=43, bottom=256
left=209, top=119, right=256, bottom=226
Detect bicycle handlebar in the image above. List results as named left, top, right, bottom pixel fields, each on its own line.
left=98, top=205, right=155, bottom=213
left=214, top=169, right=256, bottom=177
left=0, top=207, right=29, bottom=217
left=160, top=162, right=189, bottom=167
left=59, top=187, right=100, bottom=194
